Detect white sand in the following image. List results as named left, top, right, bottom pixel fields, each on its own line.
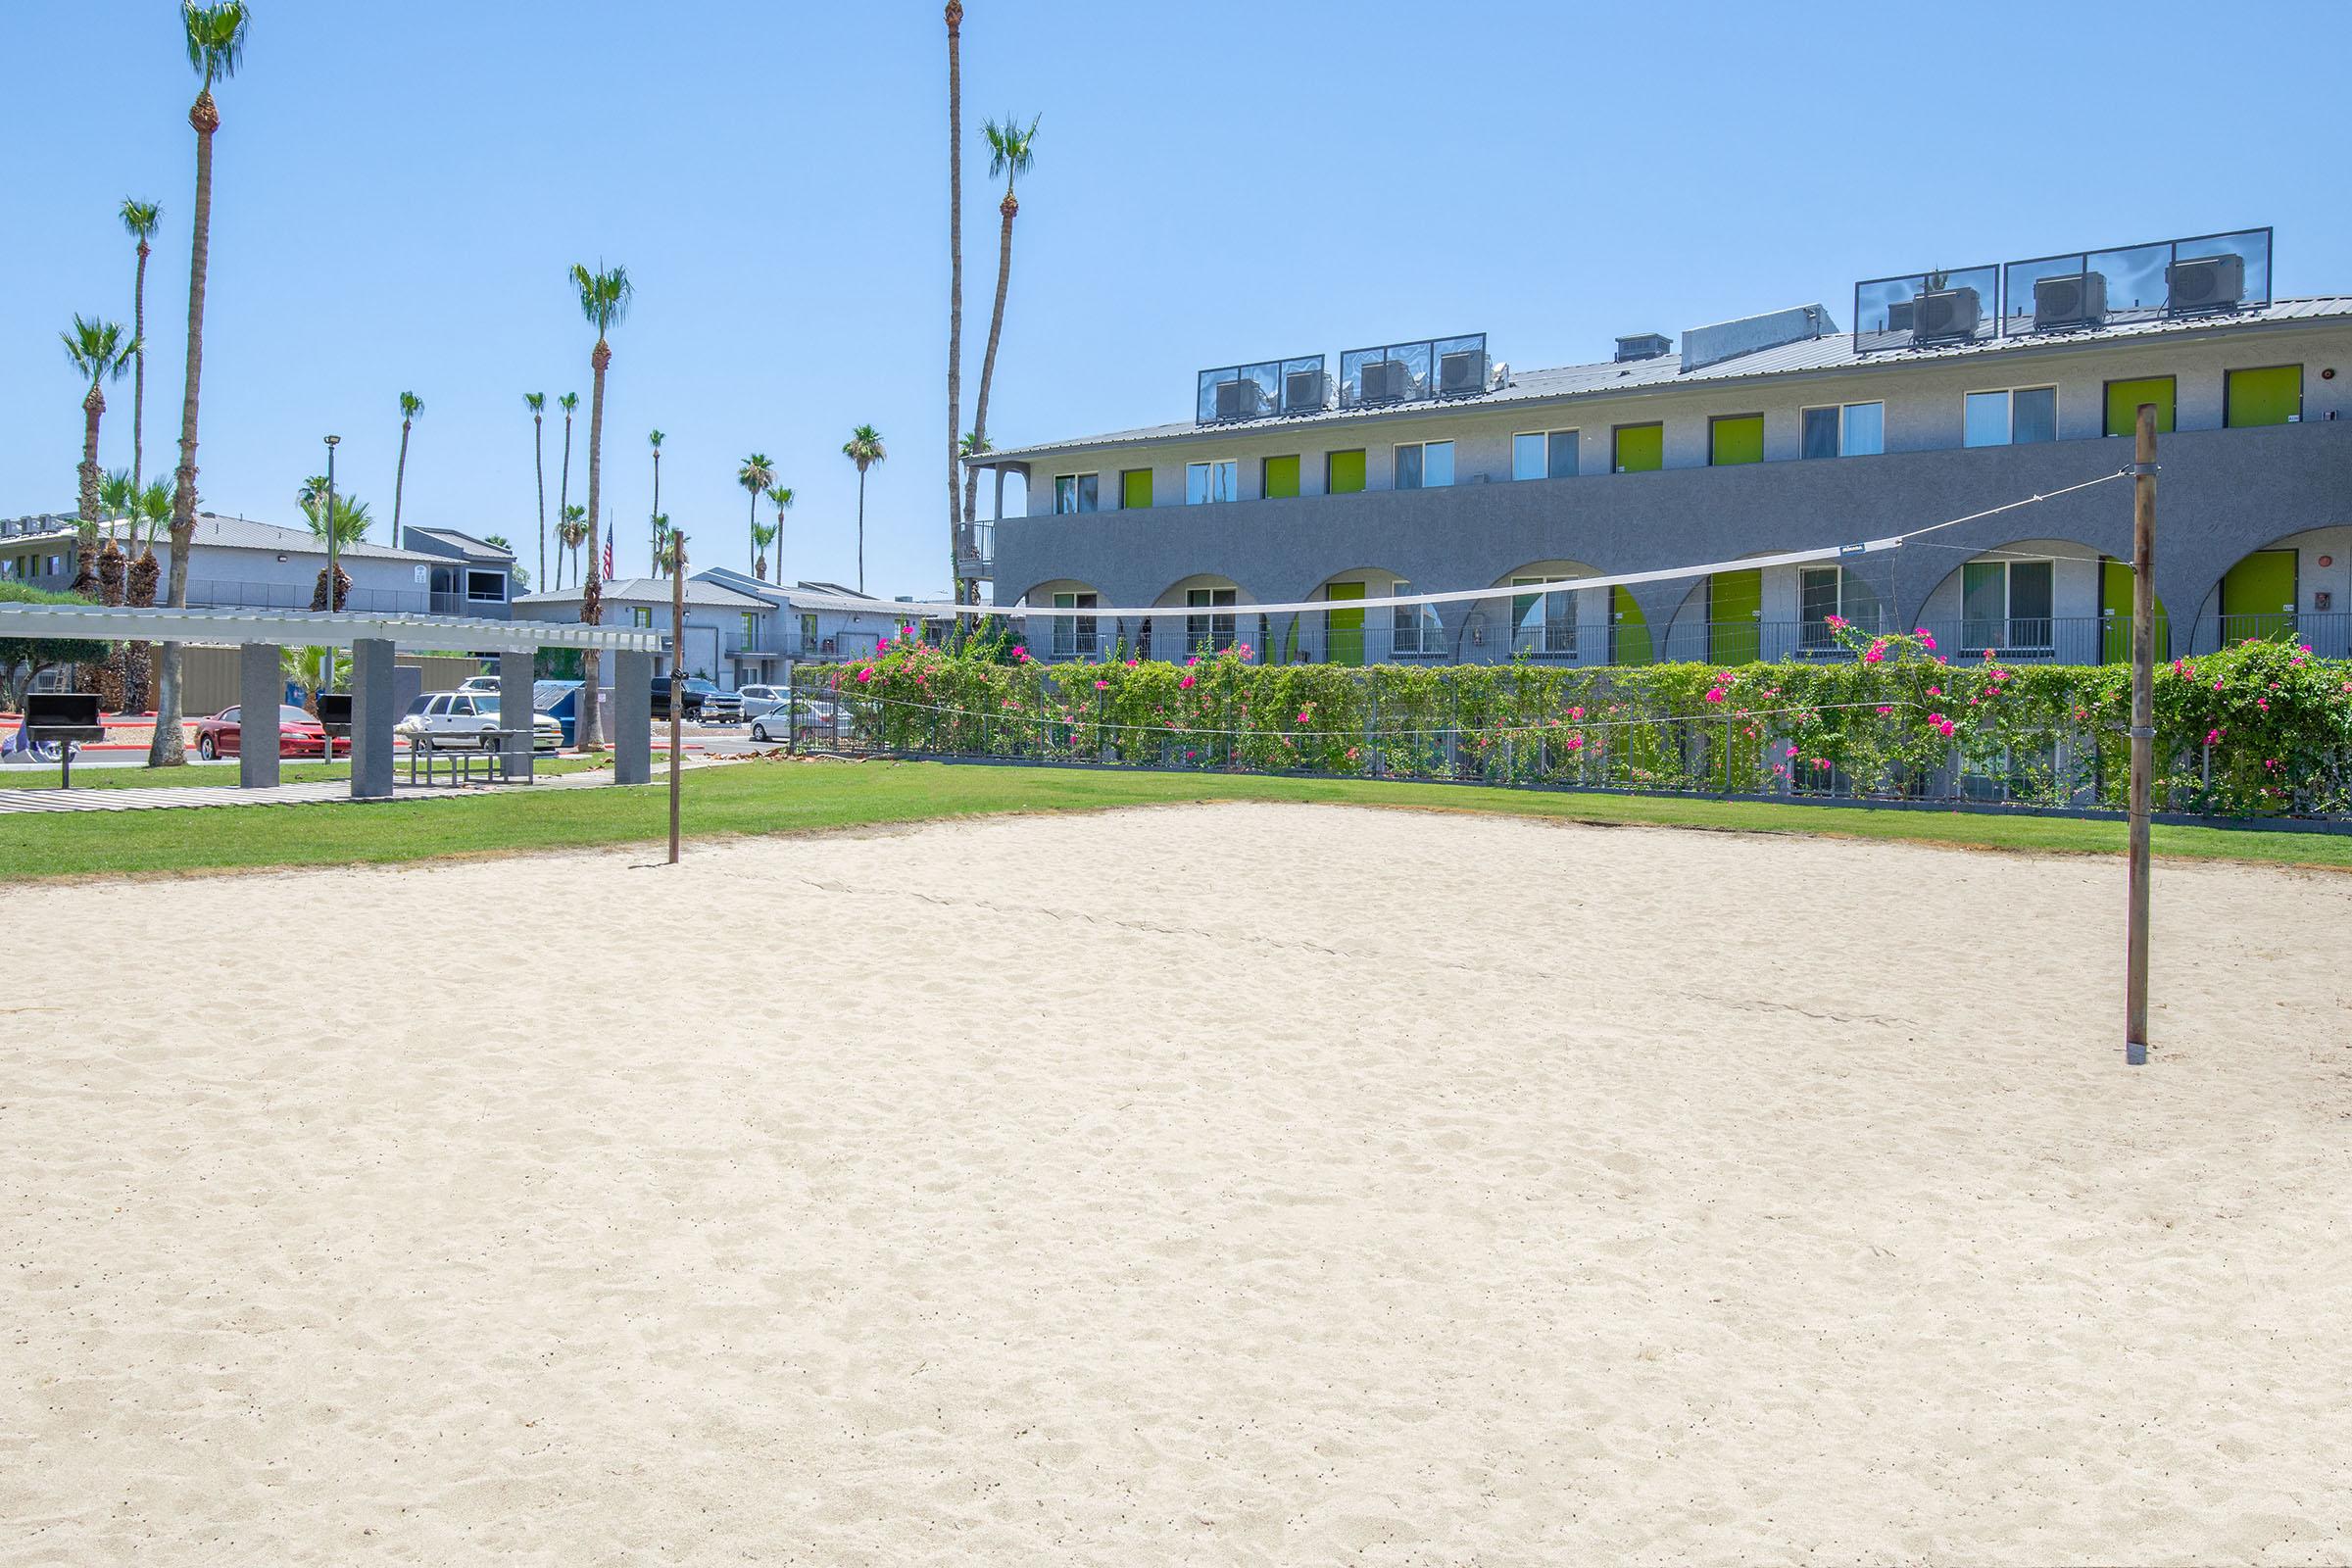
left=4, top=802, right=2349, bottom=1565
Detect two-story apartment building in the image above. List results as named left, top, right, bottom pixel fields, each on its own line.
left=975, top=227, right=2352, bottom=666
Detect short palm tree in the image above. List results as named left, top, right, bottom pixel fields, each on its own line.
left=752, top=519, right=778, bottom=581
left=153, top=0, right=252, bottom=768
left=120, top=198, right=162, bottom=493
left=559, top=505, right=588, bottom=588
left=63, top=316, right=136, bottom=593
left=842, top=424, right=886, bottom=595
left=97, top=470, right=136, bottom=621
left=299, top=489, right=372, bottom=611
left=525, top=392, right=548, bottom=587
left=964, top=113, right=1040, bottom=544
left=568, top=262, right=632, bottom=749
left=389, top=391, right=422, bottom=545
left=737, top=452, right=774, bottom=577
left=652, top=513, right=680, bottom=575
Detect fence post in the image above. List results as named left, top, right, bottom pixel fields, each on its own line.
left=1723, top=715, right=1734, bottom=795
left=785, top=662, right=798, bottom=756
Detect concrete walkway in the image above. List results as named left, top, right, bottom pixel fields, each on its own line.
left=0, top=766, right=643, bottom=815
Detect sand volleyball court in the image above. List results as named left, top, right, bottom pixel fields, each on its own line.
left=4, top=801, right=2349, bottom=1565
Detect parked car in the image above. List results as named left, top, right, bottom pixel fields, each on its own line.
left=651, top=676, right=742, bottom=724
left=396, top=691, right=564, bottom=752
left=748, top=697, right=841, bottom=746
left=735, top=683, right=792, bottom=719
left=455, top=674, right=503, bottom=695
left=190, top=704, right=351, bottom=761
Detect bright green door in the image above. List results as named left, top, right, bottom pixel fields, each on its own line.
left=1709, top=569, right=1761, bottom=662
left=1326, top=450, right=1366, bottom=495
left=1262, top=455, right=1300, bottom=499
left=1613, top=424, right=1663, bottom=473
left=1324, top=581, right=1365, bottom=666
left=1611, top=586, right=1652, bottom=663
left=1121, top=468, right=1153, bottom=509
left=1709, top=415, right=1764, bottom=466
left=2105, top=376, right=2176, bottom=437
left=2226, top=366, right=2301, bottom=428
left=2222, top=549, right=2298, bottom=641
left=2099, top=559, right=2171, bottom=662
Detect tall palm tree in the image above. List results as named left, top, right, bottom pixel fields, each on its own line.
left=945, top=1, right=965, bottom=606
left=62, top=316, right=136, bottom=595
left=652, top=513, right=679, bottom=575
left=390, top=391, right=422, bottom=545
left=569, top=262, right=632, bottom=749
left=842, top=424, right=886, bottom=595
left=557, top=391, right=579, bottom=565
left=525, top=392, right=548, bottom=588
left=152, top=0, right=251, bottom=768
left=559, top=505, right=588, bottom=589
left=737, top=452, right=774, bottom=578
left=119, top=198, right=162, bottom=494
left=964, top=114, right=1039, bottom=541
left=648, top=429, right=664, bottom=574
left=768, top=482, right=794, bottom=585
left=751, top=519, right=778, bottom=582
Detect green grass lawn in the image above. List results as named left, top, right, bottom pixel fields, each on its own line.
left=3, top=758, right=2347, bottom=882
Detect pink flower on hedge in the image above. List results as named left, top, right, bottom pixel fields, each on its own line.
left=1863, top=640, right=1886, bottom=664
left=1178, top=673, right=1196, bottom=690
left=1825, top=613, right=1846, bottom=629
left=2206, top=727, right=2224, bottom=745
left=856, top=667, right=874, bottom=683
left=1094, top=679, right=1109, bottom=690
left=1927, top=685, right=1942, bottom=697
left=1296, top=710, right=1311, bottom=725
left=1186, top=656, right=1200, bottom=666
left=1877, top=705, right=1893, bottom=715
left=1785, top=744, right=1799, bottom=757
left=2213, top=679, right=2224, bottom=691
left=1564, top=735, right=1587, bottom=752
left=1704, top=686, right=1727, bottom=704
left=1569, top=706, right=1586, bottom=720
left=1012, top=645, right=1030, bottom=663
left=2257, top=697, right=2270, bottom=712
left=1915, top=628, right=1936, bottom=650
left=1990, top=669, right=2009, bottom=684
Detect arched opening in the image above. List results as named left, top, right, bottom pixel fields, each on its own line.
left=2194, top=527, right=2349, bottom=656
left=1148, top=573, right=1257, bottom=662
left=1490, top=560, right=1601, bottom=662
left=1290, top=567, right=1412, bottom=666
left=1917, top=538, right=2157, bottom=663
left=1019, top=578, right=1105, bottom=662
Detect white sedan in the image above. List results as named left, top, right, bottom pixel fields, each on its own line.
left=748, top=697, right=840, bottom=746
left=397, top=691, right=564, bottom=752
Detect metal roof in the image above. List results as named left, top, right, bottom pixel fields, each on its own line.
left=978, top=295, right=2352, bottom=463
left=0, top=602, right=660, bottom=654
left=514, top=576, right=770, bottom=610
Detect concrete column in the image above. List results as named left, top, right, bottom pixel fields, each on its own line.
left=237, top=642, right=281, bottom=789
left=350, top=637, right=396, bottom=800
left=499, top=650, right=534, bottom=781
left=612, top=648, right=653, bottom=785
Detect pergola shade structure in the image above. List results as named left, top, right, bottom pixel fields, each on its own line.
left=0, top=605, right=662, bottom=798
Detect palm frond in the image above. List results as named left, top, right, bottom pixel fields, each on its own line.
left=181, top=2, right=251, bottom=86
left=569, top=263, right=634, bottom=334
left=559, top=391, right=579, bottom=413
left=400, top=390, right=423, bottom=419
left=738, top=453, right=775, bottom=493
left=524, top=391, right=545, bottom=414
left=120, top=198, right=163, bottom=241
left=768, top=483, right=794, bottom=512
left=60, top=315, right=134, bottom=386
left=842, top=424, right=887, bottom=468
left=983, top=113, right=1041, bottom=183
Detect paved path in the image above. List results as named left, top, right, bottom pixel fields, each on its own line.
left=0, top=766, right=644, bottom=815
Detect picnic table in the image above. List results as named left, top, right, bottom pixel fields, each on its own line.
left=403, top=729, right=530, bottom=788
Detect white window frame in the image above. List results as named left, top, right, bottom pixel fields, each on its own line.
left=1797, top=566, right=1884, bottom=651
left=1051, top=590, right=1098, bottom=660
left=1053, top=473, right=1100, bottom=514
left=1510, top=575, right=1579, bottom=657
left=1390, top=579, right=1446, bottom=657
left=1960, top=557, right=2056, bottom=653
left=1510, top=429, right=1579, bottom=481
left=1799, top=401, right=1885, bottom=459
left=1393, top=439, right=1454, bottom=491
left=1185, top=586, right=1238, bottom=653
left=1184, top=459, right=1239, bottom=506
left=1963, top=385, right=2058, bottom=449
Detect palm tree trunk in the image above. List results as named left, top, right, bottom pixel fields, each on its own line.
left=391, top=418, right=412, bottom=546
left=749, top=490, right=759, bottom=578
left=151, top=90, right=218, bottom=767
left=963, top=191, right=1017, bottom=531
left=75, top=388, right=105, bottom=594
left=579, top=340, right=609, bottom=750
left=559, top=411, right=574, bottom=565
left=532, top=414, right=547, bottom=589
left=131, top=240, right=149, bottom=494
left=858, top=470, right=868, bottom=596
left=946, top=1, right=964, bottom=607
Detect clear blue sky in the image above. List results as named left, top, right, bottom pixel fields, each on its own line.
left=6, top=0, right=2347, bottom=597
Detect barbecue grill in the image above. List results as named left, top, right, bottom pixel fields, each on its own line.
left=24, top=692, right=105, bottom=788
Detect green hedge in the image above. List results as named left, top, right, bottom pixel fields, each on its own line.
left=811, top=625, right=2352, bottom=819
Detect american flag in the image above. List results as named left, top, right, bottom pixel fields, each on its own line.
left=602, top=531, right=614, bottom=580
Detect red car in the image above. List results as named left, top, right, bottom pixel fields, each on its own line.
left=190, top=704, right=352, bottom=760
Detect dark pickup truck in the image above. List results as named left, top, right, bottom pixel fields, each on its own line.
left=649, top=677, right=743, bottom=723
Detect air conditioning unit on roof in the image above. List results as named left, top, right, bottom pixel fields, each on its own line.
left=1284, top=368, right=1331, bottom=414
left=1438, top=349, right=1487, bottom=396
left=1910, top=284, right=1982, bottom=344
left=2033, top=270, right=2108, bottom=330
left=2167, top=252, right=2245, bottom=315
left=1359, top=360, right=1410, bottom=403
left=1212, top=379, right=1265, bottom=419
